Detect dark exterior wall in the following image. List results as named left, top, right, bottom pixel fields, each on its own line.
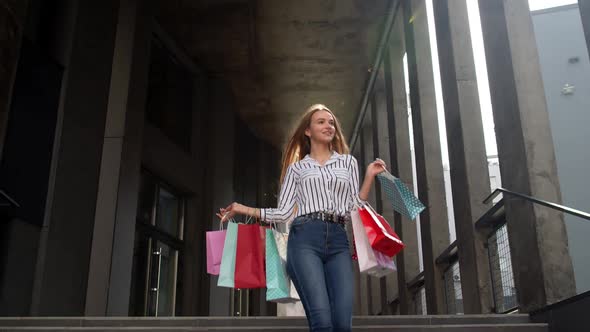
left=32, top=0, right=121, bottom=316
left=0, top=0, right=28, bottom=158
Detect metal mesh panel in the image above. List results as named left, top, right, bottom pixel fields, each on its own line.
left=488, top=224, right=518, bottom=313
left=413, top=286, right=427, bottom=315
left=443, top=261, right=464, bottom=314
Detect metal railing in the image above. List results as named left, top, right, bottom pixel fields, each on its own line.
left=443, top=261, right=464, bottom=314
left=349, top=0, right=401, bottom=150
left=479, top=187, right=590, bottom=313
left=483, top=187, right=590, bottom=222
left=487, top=223, right=518, bottom=313
left=413, top=286, right=427, bottom=315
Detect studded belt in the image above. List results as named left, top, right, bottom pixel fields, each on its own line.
left=303, top=211, right=346, bottom=225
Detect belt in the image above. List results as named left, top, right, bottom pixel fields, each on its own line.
left=303, top=211, right=346, bottom=225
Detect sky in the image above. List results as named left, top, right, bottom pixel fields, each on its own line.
left=529, top=0, right=578, bottom=11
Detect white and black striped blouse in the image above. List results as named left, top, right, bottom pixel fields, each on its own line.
left=261, top=152, right=366, bottom=223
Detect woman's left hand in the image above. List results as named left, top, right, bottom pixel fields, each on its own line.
left=365, top=158, right=387, bottom=178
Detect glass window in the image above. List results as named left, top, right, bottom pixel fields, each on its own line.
left=156, top=187, right=182, bottom=238
left=145, top=38, right=193, bottom=152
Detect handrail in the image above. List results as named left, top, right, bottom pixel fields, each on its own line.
left=349, top=0, right=401, bottom=150
left=435, top=240, right=458, bottom=265
left=483, top=187, right=590, bottom=222
left=0, top=189, right=20, bottom=208
left=407, top=271, right=425, bottom=291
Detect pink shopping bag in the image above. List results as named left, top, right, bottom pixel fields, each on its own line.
left=206, top=222, right=227, bottom=275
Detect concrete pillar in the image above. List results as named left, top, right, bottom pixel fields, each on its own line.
left=0, top=0, right=28, bottom=158
left=478, top=0, right=576, bottom=311
left=351, top=146, right=364, bottom=316
left=386, top=17, right=421, bottom=315
left=368, top=94, right=390, bottom=315
left=183, top=74, right=210, bottom=316
left=205, top=79, right=237, bottom=316
left=402, top=0, right=450, bottom=314
left=432, top=0, right=493, bottom=314
left=361, top=103, right=383, bottom=315
left=373, top=67, right=399, bottom=315
left=579, top=0, right=590, bottom=58
left=357, top=128, right=371, bottom=316
left=31, top=0, right=120, bottom=315
left=85, top=0, right=152, bottom=315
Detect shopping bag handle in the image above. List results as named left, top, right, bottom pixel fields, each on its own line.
left=218, top=217, right=237, bottom=230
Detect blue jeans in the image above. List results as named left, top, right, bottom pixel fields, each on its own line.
left=286, top=216, right=354, bottom=332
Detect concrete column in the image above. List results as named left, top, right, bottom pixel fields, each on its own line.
left=31, top=0, right=120, bottom=315
left=433, top=0, right=493, bottom=314
left=370, top=93, right=388, bottom=314
left=402, top=0, right=450, bottom=314
left=256, top=139, right=280, bottom=316
left=373, top=68, right=399, bottom=315
left=357, top=131, right=371, bottom=316
left=387, top=17, right=421, bottom=315
left=0, top=0, right=28, bottom=158
left=205, top=79, right=237, bottom=316
left=478, top=0, right=576, bottom=311
left=85, top=0, right=152, bottom=315
left=183, top=74, right=209, bottom=316
left=362, top=103, right=383, bottom=315
left=351, top=146, right=364, bottom=316
left=579, top=0, right=590, bottom=58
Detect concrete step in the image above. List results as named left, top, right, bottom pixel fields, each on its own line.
left=0, top=324, right=549, bottom=332
left=0, top=314, right=533, bottom=327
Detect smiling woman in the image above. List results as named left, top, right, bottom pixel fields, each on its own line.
left=216, top=103, right=387, bottom=331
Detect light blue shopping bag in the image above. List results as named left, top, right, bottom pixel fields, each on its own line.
left=265, top=228, right=299, bottom=303
left=377, top=171, right=425, bottom=220
left=217, top=221, right=238, bottom=288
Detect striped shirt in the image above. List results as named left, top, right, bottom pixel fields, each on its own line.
left=261, top=152, right=366, bottom=223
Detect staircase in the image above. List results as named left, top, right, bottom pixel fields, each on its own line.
left=0, top=314, right=547, bottom=331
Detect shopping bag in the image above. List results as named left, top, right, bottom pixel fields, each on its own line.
left=265, top=228, right=300, bottom=303
left=273, top=229, right=288, bottom=264
left=351, top=208, right=397, bottom=277
left=359, top=205, right=404, bottom=257
left=217, top=221, right=238, bottom=287
left=206, top=222, right=227, bottom=275
left=376, top=171, right=425, bottom=220
left=234, top=223, right=267, bottom=289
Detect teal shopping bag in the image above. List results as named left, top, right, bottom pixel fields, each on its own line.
left=377, top=171, right=425, bottom=220
left=217, top=221, right=238, bottom=288
left=265, top=228, right=299, bottom=303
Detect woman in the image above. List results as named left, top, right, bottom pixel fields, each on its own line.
left=217, top=104, right=386, bottom=332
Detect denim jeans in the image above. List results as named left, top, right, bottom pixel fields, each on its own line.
left=286, top=215, right=354, bottom=332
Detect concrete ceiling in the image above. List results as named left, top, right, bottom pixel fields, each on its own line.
left=156, top=0, right=390, bottom=148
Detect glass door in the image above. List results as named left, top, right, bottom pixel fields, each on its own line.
left=130, top=171, right=184, bottom=316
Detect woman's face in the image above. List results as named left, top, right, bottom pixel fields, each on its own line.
left=305, top=110, right=336, bottom=145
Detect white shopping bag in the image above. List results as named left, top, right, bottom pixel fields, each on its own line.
left=351, top=207, right=397, bottom=277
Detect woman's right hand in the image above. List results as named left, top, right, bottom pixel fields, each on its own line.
left=216, top=202, right=243, bottom=222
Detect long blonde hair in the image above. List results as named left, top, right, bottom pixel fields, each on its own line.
left=280, top=104, right=350, bottom=182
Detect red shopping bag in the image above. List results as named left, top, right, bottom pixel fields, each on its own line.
left=359, top=205, right=404, bottom=257
left=234, top=223, right=267, bottom=288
